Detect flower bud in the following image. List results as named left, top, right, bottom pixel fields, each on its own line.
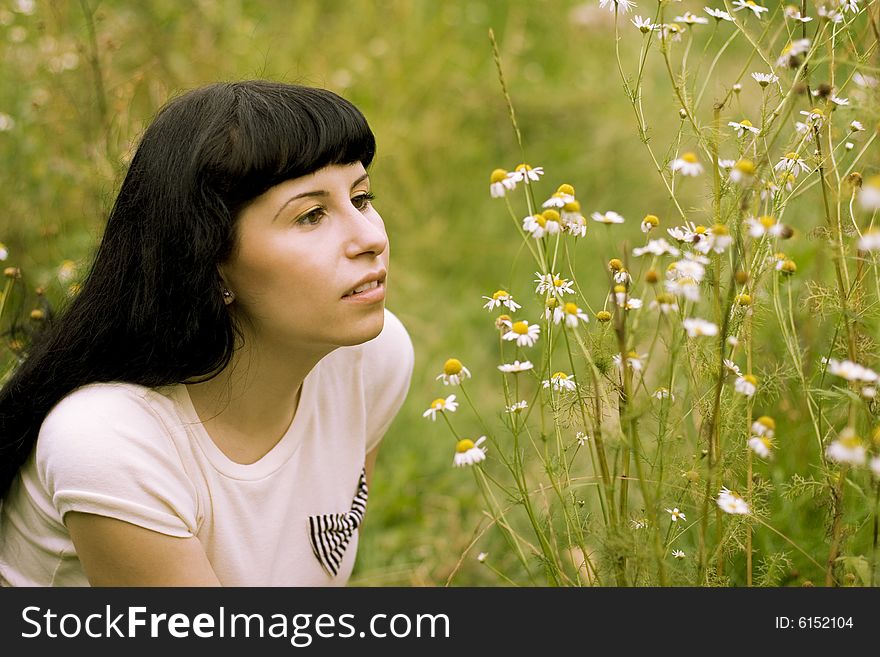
left=645, top=269, right=659, bottom=284
left=597, top=310, right=612, bottom=322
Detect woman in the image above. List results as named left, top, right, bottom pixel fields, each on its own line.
left=0, top=80, right=414, bottom=586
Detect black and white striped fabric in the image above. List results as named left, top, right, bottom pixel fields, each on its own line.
left=307, top=467, right=369, bottom=577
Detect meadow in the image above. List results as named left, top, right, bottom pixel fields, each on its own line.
left=1, top=0, right=878, bottom=586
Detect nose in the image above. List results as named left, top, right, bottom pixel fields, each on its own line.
left=344, top=206, right=388, bottom=258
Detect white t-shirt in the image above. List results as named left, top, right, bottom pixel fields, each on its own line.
left=0, top=308, right=414, bottom=586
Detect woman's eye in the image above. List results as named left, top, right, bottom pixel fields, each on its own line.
left=295, top=207, right=326, bottom=226
left=352, top=192, right=375, bottom=211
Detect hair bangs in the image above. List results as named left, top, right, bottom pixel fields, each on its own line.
left=216, top=82, right=376, bottom=213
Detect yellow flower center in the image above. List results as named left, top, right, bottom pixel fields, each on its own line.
left=443, top=358, right=463, bottom=375
left=682, top=152, right=698, bottom=163
left=712, top=223, right=729, bottom=235
left=626, top=351, right=640, bottom=360
left=865, top=174, right=880, bottom=189
left=534, top=214, right=546, bottom=227
left=552, top=372, right=569, bottom=380
left=736, top=294, right=752, bottom=306
left=677, top=277, right=696, bottom=286
left=695, top=225, right=707, bottom=234
left=597, top=311, right=612, bottom=322
left=656, top=293, right=674, bottom=304
left=563, top=200, right=581, bottom=213
left=564, top=302, right=578, bottom=314
left=740, top=119, right=753, bottom=127
left=492, top=290, right=510, bottom=301
left=456, top=439, right=475, bottom=453
left=810, top=108, right=824, bottom=117
left=757, top=415, right=775, bottom=430
left=515, top=163, right=532, bottom=172
left=608, top=258, right=623, bottom=271
left=785, top=152, right=799, bottom=161
left=613, top=284, right=627, bottom=294
left=431, top=398, right=447, bottom=410
left=546, top=296, right=559, bottom=309
left=557, top=183, right=575, bottom=196
left=744, top=374, right=758, bottom=385
left=542, top=209, right=561, bottom=223
left=840, top=435, right=863, bottom=449
left=554, top=277, right=566, bottom=287
left=746, top=1, right=756, bottom=6
left=490, top=168, right=508, bottom=183
left=512, top=321, right=529, bottom=335
left=735, top=159, right=756, bottom=175
left=781, top=260, right=797, bottom=273
left=643, top=214, right=659, bottom=226
left=759, top=215, right=776, bottom=228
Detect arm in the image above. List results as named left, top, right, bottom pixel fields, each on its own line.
left=66, top=512, right=221, bottom=586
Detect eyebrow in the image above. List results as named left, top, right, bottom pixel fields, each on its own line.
left=272, top=173, right=370, bottom=222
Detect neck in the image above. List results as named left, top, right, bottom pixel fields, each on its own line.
left=186, top=332, right=334, bottom=463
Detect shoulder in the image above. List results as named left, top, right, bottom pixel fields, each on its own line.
left=36, top=382, right=183, bottom=488
left=40, top=383, right=167, bottom=438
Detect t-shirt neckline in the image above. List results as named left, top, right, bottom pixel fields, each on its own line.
left=173, top=371, right=317, bottom=481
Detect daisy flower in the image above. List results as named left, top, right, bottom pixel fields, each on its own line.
left=563, top=209, right=588, bottom=238
left=506, top=163, right=544, bottom=185
left=562, top=302, right=591, bottom=328
left=776, top=39, right=810, bottom=68
left=453, top=436, right=487, bottom=467
left=672, top=549, right=686, bottom=559
left=542, top=191, right=575, bottom=208
left=745, top=215, right=786, bottom=238
left=683, top=317, right=719, bottom=337
left=666, top=507, right=686, bottom=522
left=498, top=359, right=534, bottom=373
left=850, top=120, right=865, bottom=132
left=423, top=395, right=459, bottom=421
left=436, top=358, right=472, bottom=386
left=692, top=224, right=732, bottom=254
left=784, top=6, right=812, bottom=22
left=591, top=210, right=625, bottom=225
left=613, top=268, right=631, bottom=285
left=631, top=15, right=657, bottom=32
left=728, top=119, right=761, bottom=137
left=641, top=214, right=659, bottom=233
left=522, top=214, right=549, bottom=239
left=534, top=272, right=575, bottom=296
left=0, top=243, right=8, bottom=261
left=717, top=487, right=750, bottom=515
left=650, top=293, right=679, bottom=314
left=631, top=518, right=648, bottom=529
left=830, top=95, right=849, bottom=106
left=840, top=0, right=860, bottom=13
left=870, top=456, right=880, bottom=479
left=752, top=416, right=775, bottom=437
left=576, top=432, right=589, bottom=446
left=489, top=168, right=516, bottom=198
left=774, top=152, right=808, bottom=177
left=506, top=400, right=528, bottom=414
left=477, top=552, right=488, bottom=562
left=659, top=22, right=684, bottom=42
left=543, top=371, right=577, bottom=392
left=748, top=435, right=774, bottom=458
left=799, top=107, right=825, bottom=129
left=503, top=320, right=541, bottom=347
left=599, top=0, right=638, bottom=13
left=818, top=5, right=844, bottom=21
left=732, top=0, right=768, bottom=18
left=670, top=152, right=703, bottom=176
left=665, top=276, right=701, bottom=302
left=825, top=429, right=866, bottom=466
left=633, top=238, right=680, bottom=257
left=653, top=386, right=675, bottom=401
left=858, top=229, right=880, bottom=251
left=544, top=297, right=565, bottom=325
left=859, top=175, right=880, bottom=211
left=613, top=351, right=646, bottom=372
left=675, top=11, right=709, bottom=24
left=735, top=374, right=758, bottom=397
left=612, top=286, right=643, bottom=309
left=668, top=253, right=709, bottom=282
left=729, top=159, right=756, bottom=185
left=724, top=359, right=742, bottom=377
left=482, top=289, right=522, bottom=312
left=751, top=72, right=778, bottom=87
left=704, top=7, right=734, bottom=21
left=825, top=358, right=879, bottom=383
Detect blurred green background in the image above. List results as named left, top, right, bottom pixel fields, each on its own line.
left=1, top=0, right=877, bottom=586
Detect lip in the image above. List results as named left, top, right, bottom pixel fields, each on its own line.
left=341, top=270, right=387, bottom=300
left=341, top=281, right=386, bottom=304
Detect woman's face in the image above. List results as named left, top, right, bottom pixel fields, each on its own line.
left=221, top=162, right=389, bottom=354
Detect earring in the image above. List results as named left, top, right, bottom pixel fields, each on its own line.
left=222, top=287, right=235, bottom=305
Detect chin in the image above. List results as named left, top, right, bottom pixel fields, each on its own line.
left=338, top=310, right=385, bottom=346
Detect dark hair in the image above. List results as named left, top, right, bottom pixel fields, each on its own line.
left=0, top=80, right=376, bottom=500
